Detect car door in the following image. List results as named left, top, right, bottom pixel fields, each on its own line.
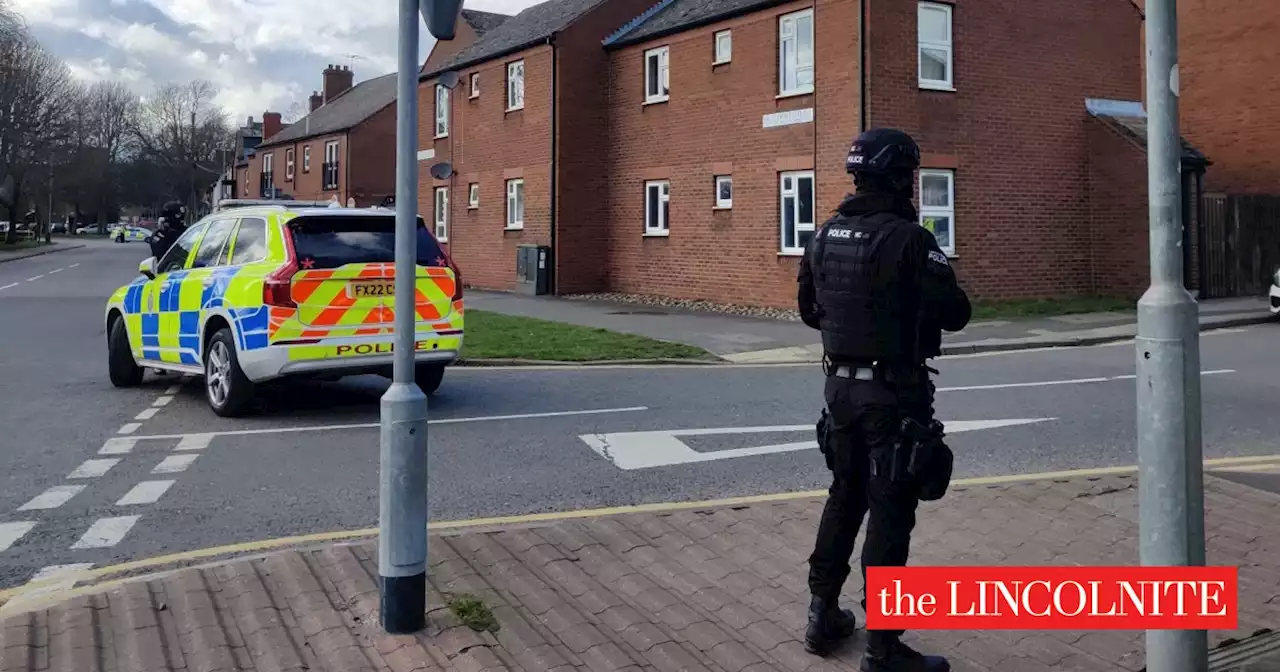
left=139, top=223, right=206, bottom=365
left=181, top=217, right=238, bottom=365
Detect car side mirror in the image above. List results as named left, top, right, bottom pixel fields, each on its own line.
left=139, top=257, right=157, bottom=280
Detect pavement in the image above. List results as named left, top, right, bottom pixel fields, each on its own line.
left=1, top=471, right=1278, bottom=671
left=465, top=290, right=1274, bottom=362
left=0, top=239, right=89, bottom=264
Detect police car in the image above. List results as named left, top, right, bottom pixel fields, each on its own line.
left=112, top=225, right=151, bottom=243
left=104, top=200, right=464, bottom=417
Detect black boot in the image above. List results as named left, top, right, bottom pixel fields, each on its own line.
left=860, top=638, right=950, bottom=672
left=803, top=595, right=859, bottom=656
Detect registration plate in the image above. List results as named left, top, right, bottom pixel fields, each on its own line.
left=349, top=280, right=395, bottom=298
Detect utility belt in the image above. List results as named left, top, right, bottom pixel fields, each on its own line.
left=822, top=356, right=925, bottom=386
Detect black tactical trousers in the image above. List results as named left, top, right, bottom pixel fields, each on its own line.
left=808, top=368, right=933, bottom=650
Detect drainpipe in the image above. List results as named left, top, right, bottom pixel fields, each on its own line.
left=859, top=0, right=869, bottom=130
left=548, top=35, right=558, bottom=294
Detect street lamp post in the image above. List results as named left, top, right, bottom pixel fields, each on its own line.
left=378, top=0, right=463, bottom=636
left=1136, top=0, right=1208, bottom=669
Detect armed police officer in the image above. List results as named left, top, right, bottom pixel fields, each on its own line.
left=148, top=201, right=188, bottom=259
left=797, top=128, right=971, bottom=671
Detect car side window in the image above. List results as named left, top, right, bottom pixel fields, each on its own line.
left=156, top=224, right=206, bottom=274
left=190, top=219, right=236, bottom=269
left=228, top=218, right=269, bottom=266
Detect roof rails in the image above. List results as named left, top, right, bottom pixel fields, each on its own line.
left=214, top=199, right=339, bottom=212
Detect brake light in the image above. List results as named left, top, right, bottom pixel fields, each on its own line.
left=263, top=261, right=298, bottom=308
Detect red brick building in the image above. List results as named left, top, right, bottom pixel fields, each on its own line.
left=245, top=66, right=398, bottom=207
left=423, top=0, right=1200, bottom=307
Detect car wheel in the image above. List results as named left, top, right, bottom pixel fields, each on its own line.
left=414, top=364, right=446, bottom=395
left=108, top=317, right=144, bottom=387
left=204, top=328, right=255, bottom=417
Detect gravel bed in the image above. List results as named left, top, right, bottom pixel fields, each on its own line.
left=565, top=292, right=802, bottom=322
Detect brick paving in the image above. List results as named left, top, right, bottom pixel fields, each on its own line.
left=2, top=473, right=1277, bottom=671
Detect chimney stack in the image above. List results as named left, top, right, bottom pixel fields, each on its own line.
left=309, top=90, right=324, bottom=112
left=322, top=64, right=354, bottom=103
left=262, top=111, right=282, bottom=141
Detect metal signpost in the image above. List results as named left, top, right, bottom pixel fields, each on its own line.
left=1137, top=0, right=1208, bottom=669
left=378, top=0, right=462, bottom=635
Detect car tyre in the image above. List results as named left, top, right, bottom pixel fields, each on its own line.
left=414, top=364, right=446, bottom=395
left=205, top=328, right=255, bottom=417
left=108, top=317, right=144, bottom=387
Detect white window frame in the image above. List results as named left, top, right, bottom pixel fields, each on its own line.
left=469, top=72, right=479, bottom=99
left=263, top=153, right=273, bottom=175
left=506, top=60, right=525, bottom=111
left=713, top=30, right=732, bottom=64
left=302, top=145, right=311, bottom=172
left=917, top=2, right=954, bottom=90
left=435, top=84, right=449, bottom=138
left=778, top=8, right=814, bottom=97
left=433, top=186, right=449, bottom=241
left=505, top=178, right=524, bottom=229
left=644, top=46, right=670, bottom=104
left=919, top=169, right=956, bottom=255
left=468, top=183, right=479, bottom=208
left=324, top=141, right=339, bottom=163
left=779, top=170, right=815, bottom=255
left=644, top=180, right=670, bottom=236
left=284, top=149, right=294, bottom=180
left=714, top=175, right=732, bottom=209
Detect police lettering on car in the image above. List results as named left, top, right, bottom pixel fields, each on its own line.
left=796, top=128, right=971, bottom=672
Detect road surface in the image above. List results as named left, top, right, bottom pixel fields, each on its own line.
left=1, top=240, right=1277, bottom=590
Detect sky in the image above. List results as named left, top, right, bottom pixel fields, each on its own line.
left=11, top=0, right=538, bottom=126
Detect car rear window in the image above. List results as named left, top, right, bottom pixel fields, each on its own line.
left=288, top=215, right=447, bottom=270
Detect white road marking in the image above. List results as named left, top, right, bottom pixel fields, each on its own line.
left=153, top=395, right=174, bottom=407
left=165, top=384, right=181, bottom=394
left=0, top=282, right=17, bottom=291
left=116, top=480, right=175, bottom=506
left=18, top=485, right=86, bottom=511
left=135, top=407, right=159, bottom=420
left=937, top=369, right=1234, bottom=393
left=67, top=458, right=120, bottom=479
left=71, top=516, right=139, bottom=549
left=0, top=522, right=37, bottom=552
left=47, top=268, right=63, bottom=274
left=28, top=563, right=93, bottom=583
left=117, top=423, right=141, bottom=435
left=68, top=263, right=79, bottom=268
left=99, top=438, right=137, bottom=455
left=581, top=418, right=1055, bottom=470
left=152, top=454, right=199, bottom=474
left=129, top=406, right=652, bottom=441
left=25, top=274, right=43, bottom=281
left=175, top=434, right=213, bottom=451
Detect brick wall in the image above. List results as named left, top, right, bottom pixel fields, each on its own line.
left=418, top=45, right=555, bottom=290
left=867, top=0, right=1143, bottom=302
left=1086, top=118, right=1149, bottom=298
left=347, top=105, right=397, bottom=206
left=421, top=21, right=481, bottom=74
left=1178, top=0, right=1280, bottom=194
left=246, top=134, right=349, bottom=204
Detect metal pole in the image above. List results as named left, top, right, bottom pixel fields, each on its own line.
left=1138, top=0, right=1207, bottom=669
left=378, top=0, right=429, bottom=635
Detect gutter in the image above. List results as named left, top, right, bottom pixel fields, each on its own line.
left=548, top=34, right=558, bottom=294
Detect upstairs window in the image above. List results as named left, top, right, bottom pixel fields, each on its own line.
left=918, top=2, right=954, bottom=90
left=469, top=72, right=479, bottom=99
left=435, top=84, right=449, bottom=137
left=714, top=30, right=732, bottom=64
left=645, top=46, right=670, bottom=103
left=507, top=60, right=525, bottom=111
left=433, top=186, right=449, bottom=241
left=779, top=8, right=814, bottom=96
left=303, top=145, right=311, bottom=172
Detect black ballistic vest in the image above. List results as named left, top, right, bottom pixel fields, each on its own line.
left=811, top=212, right=917, bottom=363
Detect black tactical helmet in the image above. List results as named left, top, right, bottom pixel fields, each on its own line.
left=845, top=128, right=921, bottom=176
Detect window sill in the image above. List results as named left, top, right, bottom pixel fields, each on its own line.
left=433, top=134, right=448, bottom=140
left=713, top=205, right=732, bottom=211
left=778, top=251, right=804, bottom=257
left=643, top=231, right=670, bottom=238
left=643, top=96, right=669, bottom=106
left=712, top=59, right=731, bottom=67
left=468, top=205, right=478, bottom=210
left=505, top=106, right=524, bottom=114
left=919, top=82, right=955, bottom=92
left=469, top=94, right=479, bottom=100
left=776, top=89, right=814, bottom=100
left=504, top=225, right=524, bottom=231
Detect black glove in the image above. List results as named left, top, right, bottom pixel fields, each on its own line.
left=816, top=407, right=834, bottom=471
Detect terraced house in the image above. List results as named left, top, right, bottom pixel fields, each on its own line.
left=423, top=0, right=1191, bottom=308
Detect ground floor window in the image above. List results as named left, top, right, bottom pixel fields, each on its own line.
left=433, top=187, right=448, bottom=241
left=645, top=180, right=670, bottom=235
left=919, top=169, right=955, bottom=255
left=780, top=170, right=815, bottom=254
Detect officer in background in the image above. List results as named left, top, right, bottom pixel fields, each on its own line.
left=797, top=128, right=971, bottom=671
left=148, top=201, right=188, bottom=259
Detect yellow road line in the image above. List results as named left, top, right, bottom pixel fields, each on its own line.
left=2, top=453, right=1278, bottom=606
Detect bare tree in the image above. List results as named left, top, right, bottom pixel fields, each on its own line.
left=79, top=80, right=139, bottom=229
left=282, top=100, right=308, bottom=124
left=0, top=12, right=79, bottom=242
left=132, top=79, right=233, bottom=213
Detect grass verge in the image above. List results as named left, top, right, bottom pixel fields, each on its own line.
left=447, top=594, right=500, bottom=632
left=461, top=309, right=714, bottom=362
left=0, top=239, right=54, bottom=254
left=971, top=296, right=1134, bottom=321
